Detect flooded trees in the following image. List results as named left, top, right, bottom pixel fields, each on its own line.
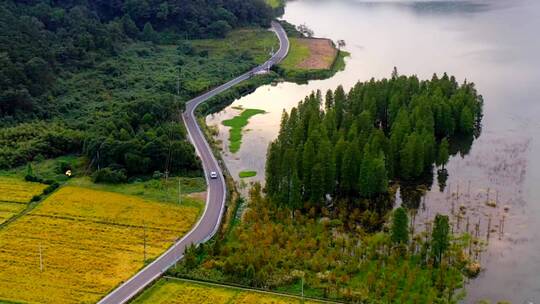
left=391, top=207, right=409, bottom=245
left=266, top=72, right=484, bottom=211
left=431, top=214, right=450, bottom=266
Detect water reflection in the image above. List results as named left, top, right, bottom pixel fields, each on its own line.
left=344, top=0, right=497, bottom=14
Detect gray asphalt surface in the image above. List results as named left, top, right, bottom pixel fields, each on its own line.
left=97, top=21, right=289, bottom=304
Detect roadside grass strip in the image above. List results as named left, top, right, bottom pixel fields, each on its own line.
left=0, top=186, right=200, bottom=304
left=133, top=278, right=322, bottom=304
left=222, top=109, right=266, bottom=153
left=280, top=38, right=312, bottom=70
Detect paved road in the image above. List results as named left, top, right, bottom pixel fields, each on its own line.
left=97, top=21, right=289, bottom=304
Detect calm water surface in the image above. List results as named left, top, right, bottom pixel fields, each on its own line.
left=207, top=0, right=540, bottom=301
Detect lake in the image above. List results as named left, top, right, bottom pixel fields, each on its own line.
left=206, top=0, right=540, bottom=301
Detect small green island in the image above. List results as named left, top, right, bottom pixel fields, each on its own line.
left=238, top=171, right=257, bottom=178
left=222, top=109, right=266, bottom=153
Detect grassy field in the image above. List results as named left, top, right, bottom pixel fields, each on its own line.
left=222, top=109, right=266, bottom=153
left=193, top=29, right=279, bottom=65
left=0, top=186, right=201, bottom=304
left=68, top=176, right=206, bottom=209
left=0, top=177, right=48, bottom=224
left=133, top=279, right=320, bottom=304
left=0, top=155, right=87, bottom=181
left=239, top=171, right=257, bottom=178
left=280, top=38, right=337, bottom=71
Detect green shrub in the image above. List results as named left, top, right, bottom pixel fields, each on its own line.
left=43, top=183, right=60, bottom=195
left=57, top=160, right=72, bottom=174
left=92, top=168, right=128, bottom=184
left=25, top=174, right=42, bottom=183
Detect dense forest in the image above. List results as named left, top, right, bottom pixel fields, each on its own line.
left=0, top=0, right=274, bottom=179
left=266, top=71, right=483, bottom=209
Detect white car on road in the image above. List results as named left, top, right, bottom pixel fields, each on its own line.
left=210, top=171, right=218, bottom=179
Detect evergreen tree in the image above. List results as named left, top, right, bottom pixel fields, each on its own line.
left=121, top=14, right=139, bottom=38
left=142, top=22, right=158, bottom=43
left=431, top=214, right=450, bottom=266
left=264, top=73, right=482, bottom=209
left=310, top=163, right=324, bottom=204
left=391, top=207, right=409, bottom=245
left=301, top=139, right=316, bottom=199
left=437, top=138, right=450, bottom=169
left=459, top=106, right=474, bottom=134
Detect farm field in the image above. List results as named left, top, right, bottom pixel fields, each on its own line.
left=133, top=278, right=321, bottom=304
left=0, top=177, right=47, bottom=224
left=0, top=186, right=201, bottom=304
left=280, top=38, right=337, bottom=71
left=0, top=177, right=47, bottom=204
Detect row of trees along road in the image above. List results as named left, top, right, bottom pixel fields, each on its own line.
left=266, top=70, right=483, bottom=208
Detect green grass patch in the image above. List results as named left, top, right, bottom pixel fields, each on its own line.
left=0, top=155, right=87, bottom=182
left=277, top=37, right=348, bottom=83
left=67, top=176, right=206, bottom=210
left=265, top=0, right=284, bottom=9
left=193, top=29, right=279, bottom=66
left=279, top=50, right=349, bottom=84
left=222, top=109, right=266, bottom=153
left=238, top=171, right=257, bottom=178
left=279, top=38, right=312, bottom=70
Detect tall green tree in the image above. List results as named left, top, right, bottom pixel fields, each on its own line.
left=141, top=22, right=158, bottom=42
left=437, top=138, right=450, bottom=169
left=391, top=207, right=409, bottom=245
left=431, top=214, right=450, bottom=266
left=265, top=74, right=483, bottom=209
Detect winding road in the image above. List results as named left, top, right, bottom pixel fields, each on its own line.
left=98, top=21, right=289, bottom=304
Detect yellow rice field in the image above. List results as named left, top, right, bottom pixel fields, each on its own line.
left=0, top=201, right=25, bottom=224
left=0, top=186, right=200, bottom=304
left=133, top=279, right=320, bottom=304
left=0, top=177, right=47, bottom=224
left=0, top=176, right=47, bottom=203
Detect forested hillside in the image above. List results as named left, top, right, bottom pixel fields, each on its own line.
left=266, top=71, right=483, bottom=208
left=0, top=0, right=272, bottom=121
left=0, top=0, right=274, bottom=177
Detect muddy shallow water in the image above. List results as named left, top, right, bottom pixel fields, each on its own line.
left=207, top=0, right=540, bottom=301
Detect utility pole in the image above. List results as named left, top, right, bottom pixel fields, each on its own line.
left=301, top=275, right=304, bottom=299
left=39, top=242, right=43, bottom=272
left=143, top=222, right=147, bottom=263
left=178, top=177, right=182, bottom=205
left=177, top=67, right=181, bottom=97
